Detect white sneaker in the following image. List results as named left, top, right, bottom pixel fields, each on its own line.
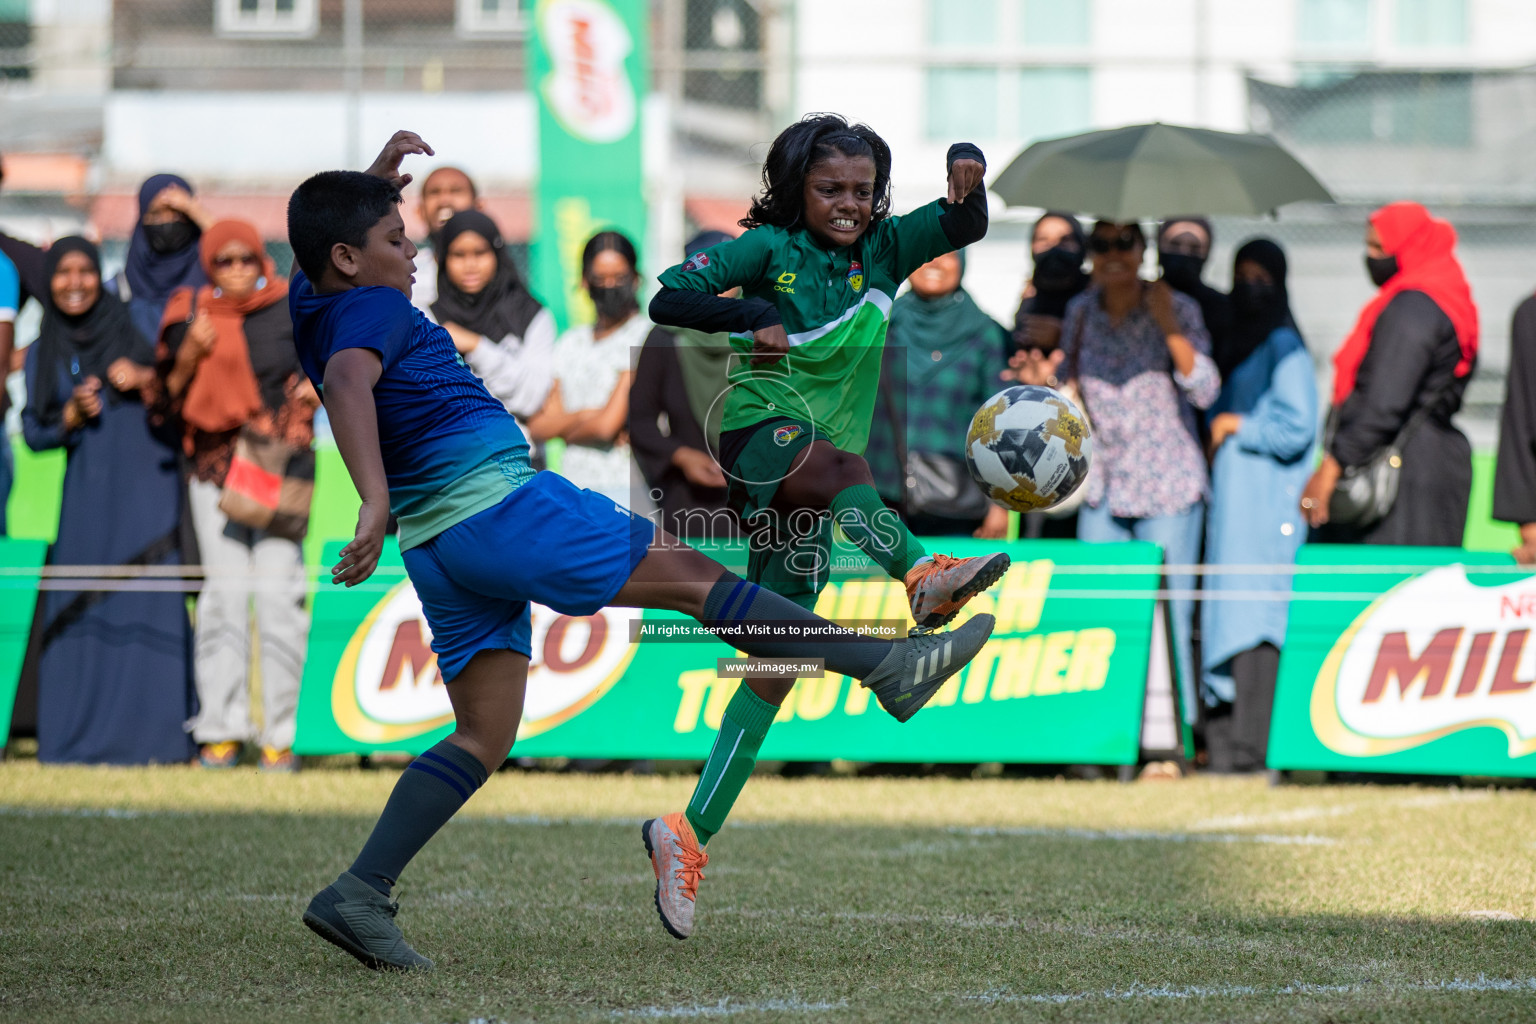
left=641, top=812, right=707, bottom=939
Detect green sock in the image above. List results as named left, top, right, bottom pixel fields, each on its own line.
left=829, top=484, right=929, bottom=580
left=685, top=683, right=779, bottom=845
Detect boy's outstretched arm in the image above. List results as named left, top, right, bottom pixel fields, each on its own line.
left=324, top=348, right=391, bottom=587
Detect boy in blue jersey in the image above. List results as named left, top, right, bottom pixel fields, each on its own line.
left=290, top=133, right=997, bottom=969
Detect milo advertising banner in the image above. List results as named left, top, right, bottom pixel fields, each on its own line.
left=0, top=539, right=46, bottom=741
left=293, top=539, right=1162, bottom=764
left=529, top=0, right=647, bottom=329
left=1270, top=545, right=1536, bottom=776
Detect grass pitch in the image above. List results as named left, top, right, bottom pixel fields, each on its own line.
left=2, top=763, right=1535, bottom=1024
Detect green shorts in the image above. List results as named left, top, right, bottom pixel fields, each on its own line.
left=718, top=416, right=831, bottom=610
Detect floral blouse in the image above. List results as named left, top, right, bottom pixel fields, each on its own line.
left=1061, top=285, right=1219, bottom=519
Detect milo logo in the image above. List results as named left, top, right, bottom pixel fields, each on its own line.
left=537, top=0, right=637, bottom=144
left=331, top=581, right=638, bottom=744
left=1312, top=566, right=1536, bottom=758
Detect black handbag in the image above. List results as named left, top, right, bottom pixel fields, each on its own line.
left=880, top=360, right=993, bottom=523
left=903, top=449, right=993, bottom=521
left=1326, top=400, right=1437, bottom=528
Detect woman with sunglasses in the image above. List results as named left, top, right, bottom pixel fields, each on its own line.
left=156, top=219, right=318, bottom=772
left=1055, top=220, right=1219, bottom=732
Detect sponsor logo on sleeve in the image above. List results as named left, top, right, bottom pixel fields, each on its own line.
left=682, top=251, right=710, bottom=272
left=1311, top=566, right=1536, bottom=758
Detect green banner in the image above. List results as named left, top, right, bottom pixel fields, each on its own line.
left=1271, top=545, right=1536, bottom=776
left=0, top=538, right=46, bottom=741
left=293, top=539, right=1161, bottom=764
left=529, top=0, right=648, bottom=330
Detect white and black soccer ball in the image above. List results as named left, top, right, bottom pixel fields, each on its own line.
left=964, top=385, right=1092, bottom=513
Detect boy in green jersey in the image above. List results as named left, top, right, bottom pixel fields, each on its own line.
left=641, top=114, right=1011, bottom=940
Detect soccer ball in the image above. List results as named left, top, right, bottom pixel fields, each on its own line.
left=964, top=385, right=1092, bottom=513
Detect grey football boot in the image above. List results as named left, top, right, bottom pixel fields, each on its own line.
left=302, top=871, right=434, bottom=971
left=860, top=613, right=996, bottom=723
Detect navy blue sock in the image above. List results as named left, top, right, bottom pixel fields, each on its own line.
left=349, top=739, right=489, bottom=895
left=700, top=571, right=892, bottom=679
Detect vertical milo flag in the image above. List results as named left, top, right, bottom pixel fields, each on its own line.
left=530, top=0, right=648, bottom=330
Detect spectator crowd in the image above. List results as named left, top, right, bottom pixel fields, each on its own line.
left=2, top=155, right=1531, bottom=777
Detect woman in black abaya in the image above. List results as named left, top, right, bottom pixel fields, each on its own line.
left=22, top=238, right=195, bottom=765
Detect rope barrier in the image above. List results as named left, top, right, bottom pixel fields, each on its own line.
left=0, top=559, right=1523, bottom=600
left=0, top=561, right=1529, bottom=578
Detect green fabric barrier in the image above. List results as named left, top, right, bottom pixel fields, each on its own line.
left=0, top=538, right=46, bottom=741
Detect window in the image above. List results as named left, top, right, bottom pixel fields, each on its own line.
left=928, top=0, right=997, bottom=48
left=1396, top=0, right=1466, bottom=47
left=1022, top=0, right=1090, bottom=48
left=457, top=0, right=529, bottom=37
left=927, top=0, right=1092, bottom=50
left=927, top=66, right=1092, bottom=142
left=215, top=0, right=318, bottom=37
left=926, top=68, right=1000, bottom=140
left=1261, top=71, right=1471, bottom=148
left=1296, top=0, right=1372, bottom=50
left=1018, top=67, right=1092, bottom=143
left=0, top=0, right=28, bottom=80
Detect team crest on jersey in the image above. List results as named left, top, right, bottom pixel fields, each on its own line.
left=773, top=424, right=804, bottom=447
left=847, top=261, right=864, bottom=292
left=682, top=251, right=710, bottom=272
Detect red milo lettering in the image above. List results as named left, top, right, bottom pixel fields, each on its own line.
left=1457, top=631, right=1495, bottom=697
left=1362, top=629, right=1461, bottom=703
left=1490, top=628, right=1536, bottom=694
left=379, top=619, right=442, bottom=691
left=543, top=615, right=607, bottom=673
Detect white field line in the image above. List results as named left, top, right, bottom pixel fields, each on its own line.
left=966, top=975, right=1536, bottom=1005
left=1190, top=790, right=1494, bottom=832
left=702, top=906, right=1300, bottom=956
left=612, top=998, right=846, bottom=1019
left=949, top=825, right=1339, bottom=845
left=10, top=805, right=1335, bottom=844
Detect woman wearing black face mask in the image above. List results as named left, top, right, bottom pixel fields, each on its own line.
left=1009, top=211, right=1087, bottom=360
left=1201, top=238, right=1317, bottom=772
left=529, top=230, right=657, bottom=514
left=1300, top=202, right=1478, bottom=546
left=118, top=174, right=211, bottom=342
left=1158, top=217, right=1233, bottom=376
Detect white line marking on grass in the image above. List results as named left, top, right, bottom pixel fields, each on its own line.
left=967, top=976, right=1536, bottom=1004
left=705, top=906, right=1293, bottom=955
left=613, top=998, right=846, bottom=1018
left=950, top=825, right=1338, bottom=845
left=1190, top=790, right=1493, bottom=831
left=1190, top=804, right=1366, bottom=830
left=1464, top=910, right=1521, bottom=920
left=0, top=805, right=154, bottom=819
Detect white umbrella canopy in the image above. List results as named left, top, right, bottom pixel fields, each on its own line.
left=990, top=122, right=1334, bottom=220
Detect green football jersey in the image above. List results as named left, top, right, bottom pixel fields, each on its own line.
left=656, top=201, right=957, bottom=455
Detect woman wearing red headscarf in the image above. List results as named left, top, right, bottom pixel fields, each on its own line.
left=1300, top=202, right=1479, bottom=546
left=155, top=220, right=319, bottom=772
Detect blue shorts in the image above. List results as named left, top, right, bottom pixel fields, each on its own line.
left=401, top=471, right=656, bottom=682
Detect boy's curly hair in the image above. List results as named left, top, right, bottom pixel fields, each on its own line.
left=740, top=113, right=893, bottom=231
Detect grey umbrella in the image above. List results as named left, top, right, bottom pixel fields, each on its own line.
left=990, top=122, right=1333, bottom=220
